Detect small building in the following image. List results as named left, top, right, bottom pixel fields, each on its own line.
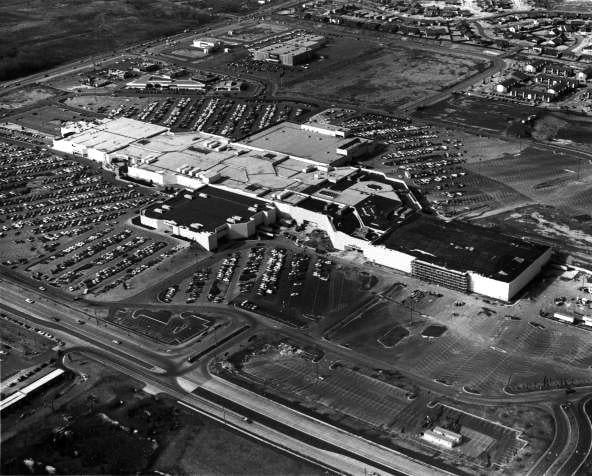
left=554, top=312, right=575, bottom=324
left=192, top=37, right=222, bottom=55
left=524, top=59, right=545, bottom=73
left=251, top=33, right=325, bottom=66
left=581, top=315, right=592, bottom=327
left=577, top=66, right=592, bottom=82
left=422, top=426, right=463, bottom=449
left=496, top=77, right=517, bottom=93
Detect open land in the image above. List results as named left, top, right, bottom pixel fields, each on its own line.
left=1, top=352, right=323, bottom=476
left=0, top=0, right=262, bottom=82
left=280, top=42, right=487, bottom=111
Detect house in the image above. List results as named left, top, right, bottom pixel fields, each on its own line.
left=524, top=59, right=545, bottom=73
left=543, top=62, right=573, bottom=76
left=509, top=70, right=529, bottom=81
left=576, top=66, right=592, bottom=82
left=561, top=52, right=580, bottom=62
left=496, top=77, right=517, bottom=93
left=541, top=46, right=560, bottom=57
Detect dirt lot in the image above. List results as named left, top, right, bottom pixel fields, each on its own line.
left=0, top=87, right=55, bottom=110
left=6, top=104, right=96, bottom=135
left=416, top=95, right=539, bottom=134
left=1, top=352, right=324, bottom=475
left=472, top=204, right=592, bottom=261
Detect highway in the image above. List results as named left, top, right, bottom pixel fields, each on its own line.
left=3, top=262, right=592, bottom=475
left=557, top=398, right=592, bottom=476
left=0, top=276, right=457, bottom=476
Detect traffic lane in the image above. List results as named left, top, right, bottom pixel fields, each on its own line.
left=0, top=300, right=173, bottom=373
left=573, top=398, right=592, bottom=475
left=527, top=403, right=570, bottom=476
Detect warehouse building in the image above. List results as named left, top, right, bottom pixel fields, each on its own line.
left=250, top=33, right=325, bottom=66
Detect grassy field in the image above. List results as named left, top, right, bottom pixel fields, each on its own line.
left=0, top=86, right=55, bottom=110
left=280, top=39, right=486, bottom=111
left=1, top=352, right=323, bottom=475
left=5, top=103, right=95, bottom=134
left=0, top=0, right=258, bottom=82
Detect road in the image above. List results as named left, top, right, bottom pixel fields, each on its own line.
left=557, top=398, right=592, bottom=476
left=3, top=263, right=592, bottom=476
left=0, top=278, right=455, bottom=476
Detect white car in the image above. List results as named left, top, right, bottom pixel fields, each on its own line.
left=25, top=298, right=34, bottom=304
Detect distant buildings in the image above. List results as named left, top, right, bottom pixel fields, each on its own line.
left=250, top=32, right=325, bottom=66
left=125, top=75, right=207, bottom=91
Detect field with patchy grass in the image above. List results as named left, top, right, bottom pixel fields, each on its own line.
left=1, top=352, right=323, bottom=475
left=0, top=0, right=258, bottom=81
left=280, top=39, right=486, bottom=111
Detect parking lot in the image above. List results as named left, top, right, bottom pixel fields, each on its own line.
left=66, top=94, right=314, bottom=140
left=149, top=239, right=378, bottom=331
left=0, top=141, right=189, bottom=298
left=105, top=307, right=216, bottom=345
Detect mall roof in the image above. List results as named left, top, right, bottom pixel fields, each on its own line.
left=61, top=118, right=168, bottom=153
left=239, top=122, right=359, bottom=166
left=376, top=214, right=550, bottom=282
left=143, top=186, right=268, bottom=232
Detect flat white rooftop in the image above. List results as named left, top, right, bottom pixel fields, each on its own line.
left=239, top=122, right=355, bottom=166
left=61, top=118, right=168, bottom=153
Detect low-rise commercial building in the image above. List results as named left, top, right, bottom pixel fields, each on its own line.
left=250, top=33, right=325, bottom=66
left=422, top=426, right=463, bottom=449
left=192, top=37, right=222, bottom=55
left=125, top=75, right=207, bottom=91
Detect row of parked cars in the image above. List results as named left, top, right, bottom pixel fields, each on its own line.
left=185, top=268, right=210, bottom=303
left=256, top=247, right=287, bottom=296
